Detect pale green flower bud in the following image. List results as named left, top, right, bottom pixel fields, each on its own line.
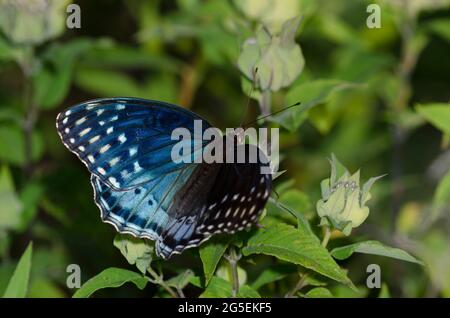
left=316, top=154, right=384, bottom=235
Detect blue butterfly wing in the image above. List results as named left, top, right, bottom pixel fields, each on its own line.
left=56, top=98, right=211, bottom=249
left=57, top=98, right=272, bottom=260
left=91, top=165, right=196, bottom=240
left=56, top=98, right=209, bottom=190
left=156, top=142, right=272, bottom=259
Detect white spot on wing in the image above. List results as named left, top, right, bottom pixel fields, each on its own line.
left=76, top=117, right=86, bottom=125
left=133, top=161, right=142, bottom=172
left=109, top=157, right=120, bottom=167
left=79, top=128, right=91, bottom=137
left=100, top=144, right=111, bottom=153
left=97, top=167, right=106, bottom=175
left=63, top=117, right=68, bottom=124
left=87, top=155, right=95, bottom=163
left=89, top=135, right=100, bottom=144
left=106, top=127, right=113, bottom=134
left=129, top=147, right=137, bottom=156
left=86, top=103, right=99, bottom=110
left=118, top=134, right=126, bottom=144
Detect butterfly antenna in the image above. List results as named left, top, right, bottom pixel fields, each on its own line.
left=243, top=101, right=301, bottom=128
left=239, top=67, right=259, bottom=128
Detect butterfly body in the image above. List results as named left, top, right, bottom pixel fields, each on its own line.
left=56, top=98, right=271, bottom=259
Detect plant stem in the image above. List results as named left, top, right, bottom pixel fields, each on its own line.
left=286, top=226, right=332, bottom=297
left=19, top=48, right=38, bottom=178
left=226, top=245, right=241, bottom=298
left=147, top=267, right=179, bottom=298
left=321, top=226, right=331, bottom=247
left=260, top=90, right=271, bottom=117
left=390, top=5, right=419, bottom=232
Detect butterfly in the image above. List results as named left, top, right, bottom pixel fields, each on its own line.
left=56, top=98, right=272, bottom=259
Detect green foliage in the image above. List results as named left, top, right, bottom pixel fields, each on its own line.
left=73, top=268, right=148, bottom=298
left=271, top=80, right=356, bottom=132
left=199, top=237, right=230, bottom=285
left=242, top=218, right=353, bottom=286
left=113, top=234, right=154, bottom=274
left=200, top=276, right=260, bottom=298
left=416, top=103, right=450, bottom=135
left=0, top=166, right=22, bottom=230
left=304, top=287, right=334, bottom=298
left=3, top=242, right=33, bottom=298
left=330, top=241, right=423, bottom=265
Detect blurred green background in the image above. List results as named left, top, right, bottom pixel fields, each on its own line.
left=0, top=0, right=449, bottom=297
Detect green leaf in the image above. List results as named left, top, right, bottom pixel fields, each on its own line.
left=199, top=276, right=232, bottom=298
left=113, top=234, right=153, bottom=274
left=426, top=18, right=450, bottom=42
left=0, top=165, right=22, bottom=231
left=331, top=240, right=424, bottom=265
left=216, top=264, right=247, bottom=287
left=304, top=287, right=333, bottom=298
left=0, top=124, right=44, bottom=166
left=433, top=168, right=450, bottom=208
left=199, top=236, right=230, bottom=285
left=416, top=103, right=450, bottom=135
left=238, top=285, right=261, bottom=298
left=251, top=264, right=297, bottom=290
left=199, top=276, right=260, bottom=298
left=28, top=278, right=65, bottom=298
left=242, top=219, right=353, bottom=286
left=3, top=242, right=33, bottom=298
left=271, top=80, right=356, bottom=131
left=165, top=270, right=194, bottom=290
left=79, top=45, right=180, bottom=72
left=73, top=268, right=148, bottom=298
left=268, top=196, right=315, bottom=237
left=17, top=182, right=43, bottom=231
left=75, top=68, right=143, bottom=97
left=33, top=39, right=96, bottom=109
